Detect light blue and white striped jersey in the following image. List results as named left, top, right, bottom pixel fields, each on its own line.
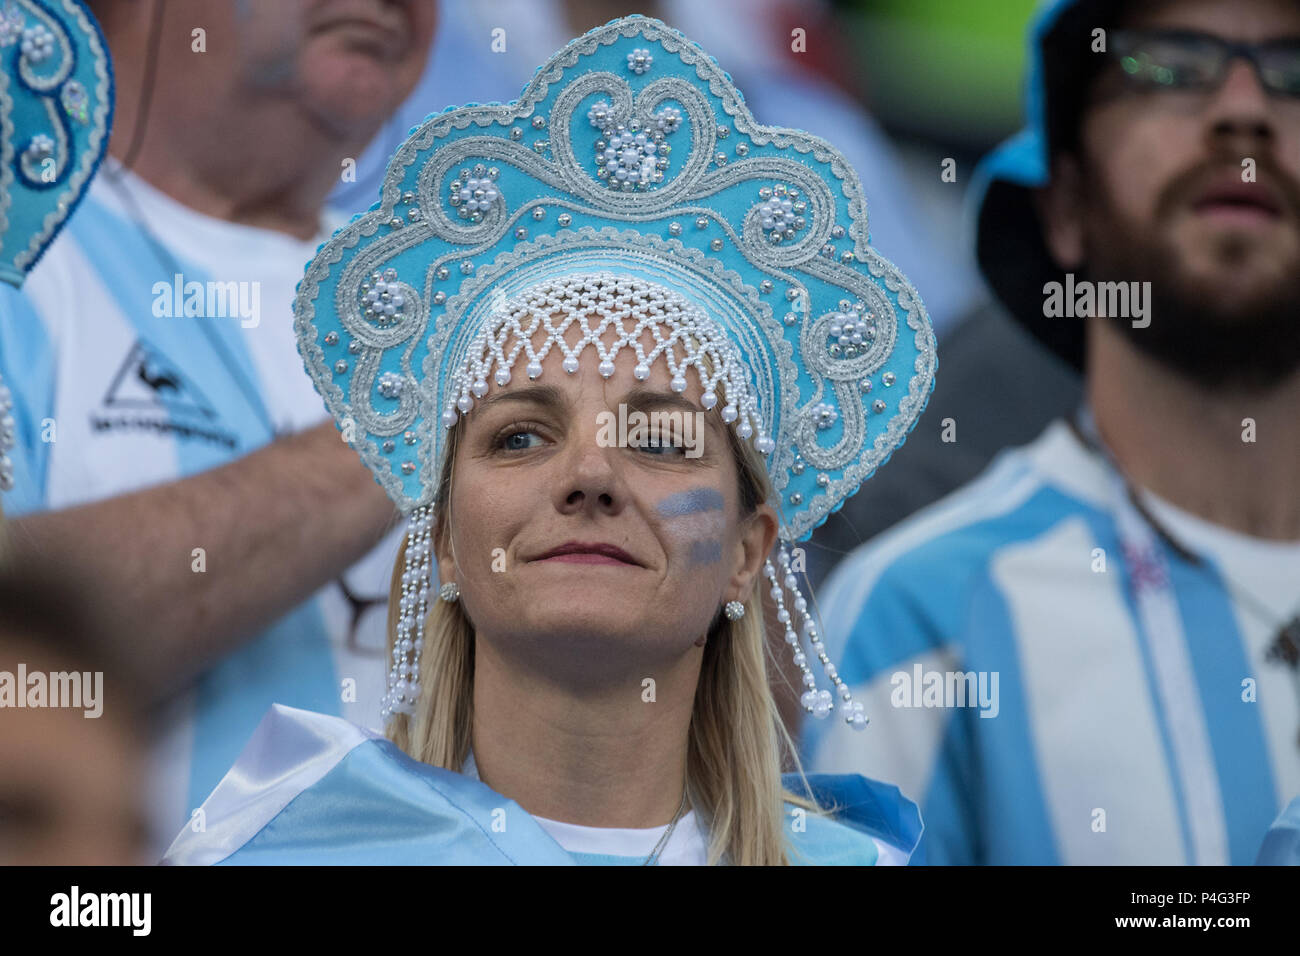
left=0, top=160, right=401, bottom=854
left=803, top=418, right=1300, bottom=865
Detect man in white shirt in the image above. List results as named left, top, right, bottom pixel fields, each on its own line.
left=806, top=0, right=1300, bottom=864
left=0, top=0, right=437, bottom=853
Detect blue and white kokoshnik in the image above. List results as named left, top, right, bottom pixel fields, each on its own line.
left=0, top=0, right=111, bottom=492
left=292, top=15, right=937, bottom=723
left=0, top=0, right=112, bottom=288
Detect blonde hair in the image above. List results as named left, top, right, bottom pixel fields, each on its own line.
left=386, top=401, right=823, bottom=865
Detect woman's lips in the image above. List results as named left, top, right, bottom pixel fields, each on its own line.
left=536, top=552, right=636, bottom=566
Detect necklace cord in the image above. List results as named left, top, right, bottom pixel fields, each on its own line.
left=1066, top=408, right=1300, bottom=665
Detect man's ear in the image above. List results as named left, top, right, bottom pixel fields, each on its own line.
left=1035, top=152, right=1087, bottom=271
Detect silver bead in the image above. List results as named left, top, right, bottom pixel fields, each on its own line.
left=334, top=360, right=348, bottom=374
left=882, top=371, right=896, bottom=386
left=323, top=331, right=339, bottom=346
left=723, top=600, right=745, bottom=621
left=709, top=238, right=723, bottom=251
left=532, top=206, right=546, bottom=220
left=873, top=399, right=887, bottom=413
left=436, top=266, right=450, bottom=280
left=557, top=213, right=572, bottom=227
left=695, top=216, right=708, bottom=229
left=531, top=115, right=546, bottom=129
left=759, top=280, right=773, bottom=294
left=668, top=222, right=682, bottom=236
left=382, top=440, right=395, bottom=453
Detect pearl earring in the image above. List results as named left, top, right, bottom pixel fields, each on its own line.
left=723, top=600, right=745, bottom=621
left=438, top=582, right=460, bottom=602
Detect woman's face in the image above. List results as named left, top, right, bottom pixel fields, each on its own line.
left=435, top=318, right=776, bottom=676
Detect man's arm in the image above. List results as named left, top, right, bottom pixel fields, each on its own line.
left=2, top=420, right=397, bottom=699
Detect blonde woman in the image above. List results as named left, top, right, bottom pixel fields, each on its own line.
left=163, top=15, right=934, bottom=866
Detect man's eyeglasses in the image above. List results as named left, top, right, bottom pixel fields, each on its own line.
left=1109, top=29, right=1300, bottom=97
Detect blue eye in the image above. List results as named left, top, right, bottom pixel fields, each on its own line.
left=500, top=428, right=544, bottom=451
left=632, top=431, right=685, bottom=455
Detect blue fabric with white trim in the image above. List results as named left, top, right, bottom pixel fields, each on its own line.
left=1256, top=796, right=1300, bottom=865
left=802, top=417, right=1300, bottom=865
left=0, top=0, right=112, bottom=287
left=161, top=704, right=922, bottom=865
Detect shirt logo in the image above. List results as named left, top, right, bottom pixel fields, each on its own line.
left=90, top=339, right=238, bottom=449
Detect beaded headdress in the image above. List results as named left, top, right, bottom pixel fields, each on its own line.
left=0, top=0, right=112, bottom=491
left=293, top=16, right=936, bottom=725
left=0, top=0, right=112, bottom=288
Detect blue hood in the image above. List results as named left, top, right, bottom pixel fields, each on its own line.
left=970, top=0, right=1128, bottom=371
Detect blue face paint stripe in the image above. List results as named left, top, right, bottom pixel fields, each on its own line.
left=689, top=539, right=722, bottom=565
left=656, top=487, right=724, bottom=517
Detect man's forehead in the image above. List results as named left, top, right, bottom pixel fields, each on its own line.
left=1125, top=0, right=1300, bottom=38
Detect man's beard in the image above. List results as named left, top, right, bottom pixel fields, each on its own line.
left=1082, top=163, right=1300, bottom=394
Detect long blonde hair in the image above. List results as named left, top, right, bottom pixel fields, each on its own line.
left=385, top=407, right=822, bottom=865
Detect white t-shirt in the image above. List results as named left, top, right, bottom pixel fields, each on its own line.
left=534, top=809, right=710, bottom=865
left=459, top=750, right=709, bottom=864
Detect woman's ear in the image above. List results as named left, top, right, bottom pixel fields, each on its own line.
left=432, top=505, right=457, bottom=587
left=727, top=504, right=779, bottom=604
left=1036, top=152, right=1087, bottom=272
